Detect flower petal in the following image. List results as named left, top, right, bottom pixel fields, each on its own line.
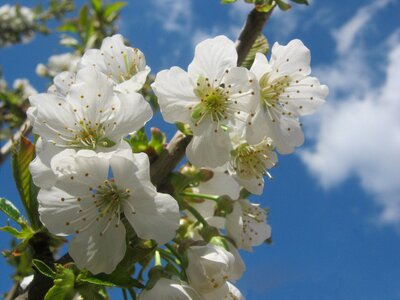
left=188, top=35, right=237, bottom=82
left=152, top=66, right=198, bottom=124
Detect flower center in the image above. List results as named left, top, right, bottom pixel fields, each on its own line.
left=259, top=73, right=290, bottom=109
left=191, top=76, right=229, bottom=125
left=95, top=180, right=130, bottom=217
left=71, top=120, right=115, bottom=149
left=119, top=50, right=140, bottom=82
left=230, top=139, right=275, bottom=179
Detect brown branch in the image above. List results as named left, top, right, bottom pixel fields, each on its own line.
left=236, top=8, right=274, bottom=66
left=0, top=119, right=31, bottom=165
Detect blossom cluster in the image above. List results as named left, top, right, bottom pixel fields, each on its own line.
left=28, top=33, right=327, bottom=299
left=0, top=4, right=35, bottom=47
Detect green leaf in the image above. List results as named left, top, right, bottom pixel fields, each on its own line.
left=90, top=0, right=102, bottom=12
left=276, top=0, right=292, bottom=11
left=94, top=271, right=144, bottom=289
left=12, top=137, right=40, bottom=229
left=45, top=266, right=75, bottom=300
left=79, top=5, right=89, bottom=28
left=149, top=128, right=166, bottom=154
left=104, top=2, right=126, bottom=21
left=221, top=0, right=237, bottom=3
left=32, top=259, right=56, bottom=279
left=0, top=223, right=35, bottom=240
left=0, top=198, right=21, bottom=222
left=127, top=128, right=149, bottom=153
left=58, top=22, right=78, bottom=33
left=241, top=34, right=269, bottom=69
left=291, top=0, right=309, bottom=4
left=78, top=276, right=117, bottom=287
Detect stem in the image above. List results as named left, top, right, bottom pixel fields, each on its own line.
left=128, top=287, right=136, bottom=300
left=165, top=243, right=182, bottom=263
left=158, top=248, right=181, bottom=266
left=154, top=250, right=162, bottom=266
left=180, top=191, right=219, bottom=201
left=236, top=7, right=274, bottom=66
left=0, top=118, right=31, bottom=165
left=185, top=204, right=208, bottom=227
left=122, top=288, right=128, bottom=300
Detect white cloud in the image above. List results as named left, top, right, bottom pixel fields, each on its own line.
left=300, top=1, right=400, bottom=226
left=332, top=0, right=392, bottom=54
left=150, top=0, right=193, bottom=33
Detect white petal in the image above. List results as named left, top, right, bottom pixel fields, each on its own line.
left=187, top=122, right=231, bottom=168
left=29, top=139, right=60, bottom=189
left=116, top=66, right=151, bottom=94
left=281, top=76, right=328, bottom=116
left=38, top=188, right=84, bottom=235
left=269, top=39, right=311, bottom=81
left=69, top=215, right=126, bottom=274
left=188, top=35, right=237, bottom=82
left=234, top=174, right=264, bottom=195
left=139, top=278, right=203, bottom=300
left=123, top=192, right=179, bottom=244
left=108, top=92, right=153, bottom=138
left=152, top=66, right=198, bottom=124
left=250, top=52, right=272, bottom=80
left=198, top=171, right=241, bottom=199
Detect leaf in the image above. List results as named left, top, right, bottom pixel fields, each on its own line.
left=276, top=0, right=292, bottom=11
left=12, top=137, right=40, bottom=229
left=241, top=34, right=269, bottom=69
left=104, top=2, right=126, bottom=21
left=90, top=0, right=102, bottom=12
left=127, top=128, right=149, bottom=153
left=291, top=0, right=309, bottom=4
left=221, top=0, right=237, bottom=3
left=94, top=270, right=144, bottom=289
left=44, top=266, right=75, bottom=300
left=149, top=128, right=166, bottom=154
left=0, top=198, right=21, bottom=222
left=32, top=259, right=56, bottom=278
left=58, top=22, right=78, bottom=33
left=0, top=223, right=35, bottom=240
left=78, top=276, right=116, bottom=287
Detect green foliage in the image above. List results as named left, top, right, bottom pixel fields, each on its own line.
left=0, top=198, right=22, bottom=223
left=12, top=137, right=40, bottom=229
left=44, top=265, right=76, bottom=300
left=32, top=259, right=56, bottom=278
left=58, top=0, right=126, bottom=51
left=241, top=34, right=269, bottom=69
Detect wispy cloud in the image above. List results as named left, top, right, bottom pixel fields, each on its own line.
left=150, top=0, right=193, bottom=33
left=300, top=0, right=400, bottom=226
left=332, top=0, right=392, bottom=54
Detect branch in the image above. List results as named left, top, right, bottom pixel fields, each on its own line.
left=235, top=8, right=274, bottom=66
left=0, top=119, right=31, bottom=165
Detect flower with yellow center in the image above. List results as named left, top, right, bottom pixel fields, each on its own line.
left=37, top=148, right=180, bottom=274
left=247, top=39, right=329, bottom=154
left=152, top=35, right=258, bottom=168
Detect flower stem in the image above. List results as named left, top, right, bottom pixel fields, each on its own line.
left=180, top=191, right=219, bottom=201
left=154, top=250, right=162, bottom=266
left=185, top=204, right=209, bottom=227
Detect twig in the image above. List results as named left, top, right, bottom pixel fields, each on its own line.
left=236, top=8, right=274, bottom=66
left=0, top=119, right=31, bottom=165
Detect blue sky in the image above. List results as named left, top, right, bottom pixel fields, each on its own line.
left=1, top=0, right=400, bottom=299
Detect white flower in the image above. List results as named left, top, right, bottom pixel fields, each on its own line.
left=28, top=66, right=152, bottom=151
left=12, top=78, right=37, bottom=99
left=247, top=39, right=328, bottom=154
left=228, top=136, right=277, bottom=195
left=186, top=244, right=239, bottom=293
left=152, top=35, right=258, bottom=168
left=79, top=34, right=150, bottom=93
left=226, top=199, right=271, bottom=251
left=36, top=52, right=80, bottom=77
left=200, top=281, right=244, bottom=300
left=38, top=149, right=180, bottom=274
left=139, top=278, right=203, bottom=300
